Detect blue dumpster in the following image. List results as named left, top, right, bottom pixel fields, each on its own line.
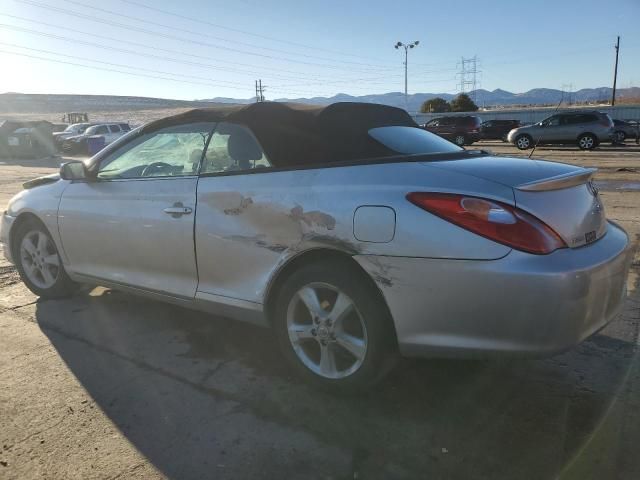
left=87, top=135, right=106, bottom=156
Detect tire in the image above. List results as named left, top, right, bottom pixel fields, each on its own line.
left=273, top=260, right=396, bottom=392
left=578, top=133, right=597, bottom=150
left=13, top=219, right=77, bottom=298
left=453, top=134, right=466, bottom=146
left=614, top=130, right=626, bottom=143
left=515, top=134, right=532, bottom=150
left=501, top=134, right=508, bottom=142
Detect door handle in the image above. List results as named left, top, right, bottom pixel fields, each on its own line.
left=163, top=203, right=192, bottom=217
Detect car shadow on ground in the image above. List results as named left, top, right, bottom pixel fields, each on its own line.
left=34, top=272, right=640, bottom=480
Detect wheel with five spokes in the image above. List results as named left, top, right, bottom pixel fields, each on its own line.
left=274, top=260, right=396, bottom=392
left=13, top=219, right=77, bottom=298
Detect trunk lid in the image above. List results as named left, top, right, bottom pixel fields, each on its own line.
left=426, top=155, right=607, bottom=248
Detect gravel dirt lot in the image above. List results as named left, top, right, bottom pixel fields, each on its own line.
left=1, top=140, right=640, bottom=479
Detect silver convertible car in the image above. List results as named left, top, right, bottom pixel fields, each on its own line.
left=0, top=102, right=633, bottom=391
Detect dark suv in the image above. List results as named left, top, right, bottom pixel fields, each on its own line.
left=422, top=116, right=482, bottom=146
left=480, top=119, right=521, bottom=141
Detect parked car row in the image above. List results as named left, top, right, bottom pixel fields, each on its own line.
left=422, top=111, right=638, bottom=150
left=54, top=122, right=132, bottom=155
left=420, top=116, right=522, bottom=146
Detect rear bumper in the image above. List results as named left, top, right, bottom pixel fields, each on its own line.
left=355, top=221, right=633, bottom=358
left=0, top=211, right=16, bottom=264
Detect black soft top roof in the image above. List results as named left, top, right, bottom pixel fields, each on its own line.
left=143, top=102, right=417, bottom=167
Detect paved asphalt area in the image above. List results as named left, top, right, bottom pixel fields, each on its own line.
left=1, top=142, right=640, bottom=479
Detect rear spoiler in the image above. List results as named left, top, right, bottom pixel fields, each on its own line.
left=515, top=168, right=597, bottom=192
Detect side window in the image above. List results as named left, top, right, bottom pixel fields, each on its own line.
left=109, top=125, right=121, bottom=133
left=544, top=116, right=561, bottom=127
left=200, top=122, right=270, bottom=175
left=426, top=119, right=440, bottom=127
left=94, top=126, right=109, bottom=135
left=97, top=122, right=215, bottom=180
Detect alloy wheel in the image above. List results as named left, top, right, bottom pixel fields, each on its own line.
left=19, top=230, right=60, bottom=289
left=516, top=136, right=531, bottom=149
left=286, top=282, right=368, bottom=379
left=579, top=135, right=594, bottom=149
left=454, top=135, right=465, bottom=146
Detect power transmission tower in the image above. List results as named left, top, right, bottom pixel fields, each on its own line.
left=255, top=79, right=266, bottom=102
left=456, top=56, right=480, bottom=103
left=611, top=36, right=620, bottom=106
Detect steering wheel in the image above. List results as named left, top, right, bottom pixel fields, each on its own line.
left=141, top=161, right=173, bottom=177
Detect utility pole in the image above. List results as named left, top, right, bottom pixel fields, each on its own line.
left=255, top=80, right=266, bottom=102
left=394, top=41, right=420, bottom=111
left=611, top=36, right=620, bottom=106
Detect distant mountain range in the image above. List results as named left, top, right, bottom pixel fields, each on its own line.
left=1, top=87, right=638, bottom=119
left=202, top=87, right=640, bottom=112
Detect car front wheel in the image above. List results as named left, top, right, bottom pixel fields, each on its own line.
left=515, top=134, right=532, bottom=150
left=614, top=130, right=626, bottom=143
left=274, top=260, right=396, bottom=392
left=578, top=133, right=597, bottom=150
left=453, top=134, right=466, bottom=146
left=14, top=219, right=77, bottom=298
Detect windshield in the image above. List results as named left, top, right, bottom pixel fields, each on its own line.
left=369, top=126, right=463, bottom=155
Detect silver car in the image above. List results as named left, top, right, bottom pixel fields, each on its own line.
left=507, top=111, right=615, bottom=150
left=1, top=102, right=632, bottom=391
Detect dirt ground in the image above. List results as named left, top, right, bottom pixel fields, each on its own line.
left=1, top=140, right=640, bottom=479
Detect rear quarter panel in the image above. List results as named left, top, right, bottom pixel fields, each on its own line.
left=195, top=161, right=514, bottom=304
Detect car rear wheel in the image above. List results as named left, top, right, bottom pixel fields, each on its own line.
left=274, top=260, right=396, bottom=392
left=515, top=134, right=532, bottom=150
left=14, top=219, right=77, bottom=298
left=453, top=134, right=466, bottom=146
left=578, top=133, right=597, bottom=150
left=614, top=130, right=626, bottom=143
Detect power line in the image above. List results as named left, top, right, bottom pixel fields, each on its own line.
left=0, top=21, right=327, bottom=83
left=0, top=17, right=463, bottom=89
left=16, top=0, right=398, bottom=72
left=0, top=45, right=335, bottom=97
left=0, top=42, right=246, bottom=87
left=0, top=49, right=253, bottom=92
left=60, top=0, right=395, bottom=69
left=118, top=0, right=387, bottom=63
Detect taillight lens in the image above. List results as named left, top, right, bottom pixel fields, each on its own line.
left=406, top=192, right=567, bottom=254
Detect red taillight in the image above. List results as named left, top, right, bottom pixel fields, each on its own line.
left=406, top=192, right=567, bottom=255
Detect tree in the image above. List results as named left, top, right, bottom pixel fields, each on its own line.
left=450, top=93, right=479, bottom=112
left=420, top=97, right=451, bottom=113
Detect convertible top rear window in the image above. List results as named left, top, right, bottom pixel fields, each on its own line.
left=369, top=126, right=463, bottom=155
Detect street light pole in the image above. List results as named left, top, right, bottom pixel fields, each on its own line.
left=394, top=40, right=419, bottom=111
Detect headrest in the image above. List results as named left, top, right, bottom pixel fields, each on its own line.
left=227, top=128, right=263, bottom=162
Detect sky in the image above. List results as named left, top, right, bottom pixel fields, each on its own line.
left=0, top=0, right=638, bottom=101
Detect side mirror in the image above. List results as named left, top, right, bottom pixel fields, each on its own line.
left=60, top=161, right=88, bottom=181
